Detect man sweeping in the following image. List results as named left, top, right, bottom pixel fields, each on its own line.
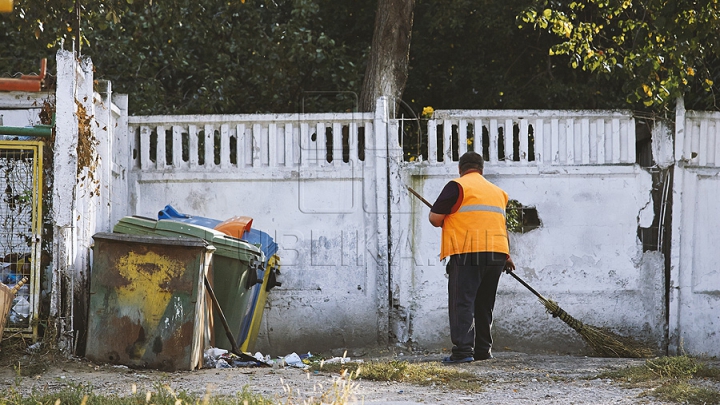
left=428, top=151, right=515, bottom=364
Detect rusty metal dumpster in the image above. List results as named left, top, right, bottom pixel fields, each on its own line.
left=112, top=216, right=264, bottom=352
left=86, top=233, right=215, bottom=371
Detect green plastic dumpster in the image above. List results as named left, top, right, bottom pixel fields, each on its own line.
left=113, top=216, right=264, bottom=352
left=86, top=233, right=215, bottom=371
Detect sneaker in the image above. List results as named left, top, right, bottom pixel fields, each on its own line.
left=442, top=356, right=474, bottom=364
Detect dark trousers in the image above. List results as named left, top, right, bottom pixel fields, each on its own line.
left=447, top=252, right=507, bottom=359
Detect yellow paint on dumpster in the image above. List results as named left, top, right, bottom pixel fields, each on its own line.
left=116, top=251, right=186, bottom=325
left=0, top=0, right=12, bottom=13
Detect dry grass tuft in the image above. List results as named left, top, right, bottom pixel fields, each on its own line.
left=595, top=355, right=720, bottom=404
left=311, top=360, right=485, bottom=392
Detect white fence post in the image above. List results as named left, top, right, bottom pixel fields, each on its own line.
left=371, top=96, right=390, bottom=345
left=111, top=94, right=130, bottom=227
left=668, top=97, right=686, bottom=355
left=51, top=49, right=80, bottom=353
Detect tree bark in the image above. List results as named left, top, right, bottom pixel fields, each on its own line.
left=359, top=0, right=415, bottom=112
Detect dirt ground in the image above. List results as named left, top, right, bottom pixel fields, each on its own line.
left=4, top=345, right=717, bottom=405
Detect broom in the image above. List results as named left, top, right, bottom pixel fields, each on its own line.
left=407, top=186, right=653, bottom=358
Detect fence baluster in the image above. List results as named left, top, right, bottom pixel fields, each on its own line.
left=534, top=118, right=544, bottom=163
left=252, top=123, right=262, bottom=167
left=519, top=119, right=528, bottom=163
left=581, top=118, right=590, bottom=164
left=269, top=123, right=278, bottom=167
left=459, top=119, right=468, bottom=157
left=203, top=124, right=213, bottom=167
left=172, top=125, right=183, bottom=168
left=565, top=119, right=575, bottom=165
left=610, top=118, right=620, bottom=163
left=156, top=125, right=166, bottom=169
left=333, top=122, right=343, bottom=166
left=236, top=123, right=246, bottom=168
left=427, top=120, right=438, bottom=163
left=489, top=119, right=499, bottom=164
left=220, top=124, right=230, bottom=168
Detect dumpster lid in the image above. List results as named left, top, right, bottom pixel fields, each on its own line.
left=159, top=222, right=262, bottom=262
left=112, top=217, right=261, bottom=260
left=93, top=232, right=211, bottom=248
left=156, top=219, right=224, bottom=241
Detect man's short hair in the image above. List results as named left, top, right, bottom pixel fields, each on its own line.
left=459, top=151, right=484, bottom=173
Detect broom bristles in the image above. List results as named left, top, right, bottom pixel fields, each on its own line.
left=539, top=298, right=653, bottom=358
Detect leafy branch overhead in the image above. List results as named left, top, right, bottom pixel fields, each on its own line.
left=3, top=0, right=719, bottom=115
left=519, top=0, right=720, bottom=110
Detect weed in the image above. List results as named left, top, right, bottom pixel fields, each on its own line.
left=648, top=381, right=720, bottom=405
left=697, top=364, right=720, bottom=381
left=311, top=360, right=485, bottom=392
left=594, top=356, right=720, bottom=404
left=645, top=356, right=698, bottom=379
left=0, top=378, right=355, bottom=405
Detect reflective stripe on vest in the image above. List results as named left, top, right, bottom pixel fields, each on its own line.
left=457, top=204, right=507, bottom=217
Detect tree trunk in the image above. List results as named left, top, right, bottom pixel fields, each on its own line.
left=359, top=0, right=415, bottom=112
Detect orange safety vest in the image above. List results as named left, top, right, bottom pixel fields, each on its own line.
left=440, top=172, right=510, bottom=259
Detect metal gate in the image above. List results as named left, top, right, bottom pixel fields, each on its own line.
left=0, top=140, right=43, bottom=340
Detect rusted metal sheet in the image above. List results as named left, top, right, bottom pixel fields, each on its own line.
left=86, top=233, right=214, bottom=371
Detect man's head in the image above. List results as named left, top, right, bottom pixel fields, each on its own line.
left=458, top=151, right=484, bottom=175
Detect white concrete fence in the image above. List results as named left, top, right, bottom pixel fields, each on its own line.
left=6, top=50, right=717, bottom=357
left=123, top=101, right=662, bottom=356
left=678, top=110, right=720, bottom=167
left=130, top=112, right=374, bottom=171
left=425, top=110, right=636, bottom=165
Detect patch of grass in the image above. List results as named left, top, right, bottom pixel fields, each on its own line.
left=311, top=360, right=485, bottom=392
left=647, top=381, right=720, bottom=405
left=697, top=364, right=720, bottom=381
left=594, top=356, right=720, bottom=404
left=0, top=384, right=277, bottom=405
left=645, top=356, right=699, bottom=379
left=597, top=356, right=705, bottom=385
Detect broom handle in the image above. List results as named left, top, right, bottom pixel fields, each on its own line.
left=406, top=186, right=549, bottom=302
left=407, top=186, right=434, bottom=208
left=506, top=271, right=548, bottom=302
left=11, top=277, right=28, bottom=294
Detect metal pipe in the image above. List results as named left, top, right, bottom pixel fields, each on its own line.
left=0, top=125, right=52, bottom=137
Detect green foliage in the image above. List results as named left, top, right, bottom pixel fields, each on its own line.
left=403, top=0, right=629, bottom=114
left=519, top=0, right=720, bottom=112
left=0, top=0, right=370, bottom=115
left=5, top=0, right=718, bottom=115
left=506, top=199, right=523, bottom=233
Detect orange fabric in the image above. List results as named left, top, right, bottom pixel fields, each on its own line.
left=440, top=173, right=509, bottom=259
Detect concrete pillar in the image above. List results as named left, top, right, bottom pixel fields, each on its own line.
left=51, top=49, right=79, bottom=352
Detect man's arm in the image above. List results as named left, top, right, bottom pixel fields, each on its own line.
left=429, top=212, right=446, bottom=227
left=428, top=181, right=461, bottom=228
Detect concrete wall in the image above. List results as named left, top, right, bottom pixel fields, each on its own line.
left=12, top=57, right=720, bottom=357
left=120, top=106, right=668, bottom=356
left=125, top=101, right=392, bottom=355
left=392, top=165, right=663, bottom=354
left=386, top=110, right=665, bottom=355
left=669, top=101, right=720, bottom=357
